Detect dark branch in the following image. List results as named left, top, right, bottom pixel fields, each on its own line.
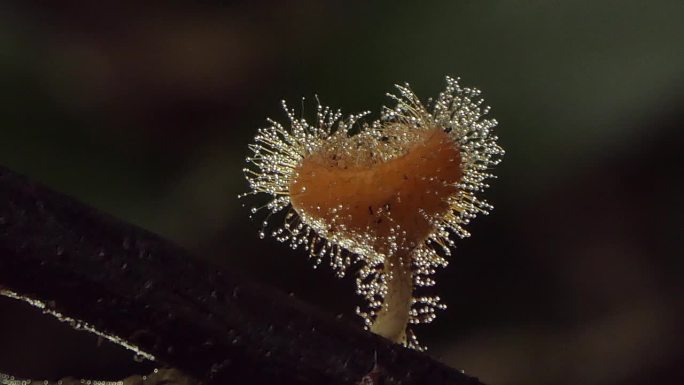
left=1, top=368, right=198, bottom=385
left=0, top=166, right=485, bottom=385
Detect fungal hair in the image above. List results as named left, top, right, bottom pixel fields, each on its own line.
left=243, top=77, right=503, bottom=349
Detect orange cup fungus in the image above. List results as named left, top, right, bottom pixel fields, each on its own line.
left=243, top=77, right=503, bottom=349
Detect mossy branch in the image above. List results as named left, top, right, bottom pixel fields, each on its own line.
left=0, top=368, right=197, bottom=385
left=0, top=165, right=486, bottom=385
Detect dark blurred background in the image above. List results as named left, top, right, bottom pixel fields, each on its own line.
left=0, top=1, right=682, bottom=384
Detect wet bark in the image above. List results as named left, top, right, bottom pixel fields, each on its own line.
left=0, top=166, right=485, bottom=385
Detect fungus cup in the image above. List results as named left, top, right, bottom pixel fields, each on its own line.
left=243, top=76, right=503, bottom=349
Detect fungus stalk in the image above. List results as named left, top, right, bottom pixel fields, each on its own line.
left=370, top=249, right=413, bottom=343
left=243, top=76, right=503, bottom=349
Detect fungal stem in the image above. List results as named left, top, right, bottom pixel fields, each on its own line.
left=370, top=250, right=413, bottom=343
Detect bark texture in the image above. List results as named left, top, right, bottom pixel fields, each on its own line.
left=0, top=166, right=485, bottom=385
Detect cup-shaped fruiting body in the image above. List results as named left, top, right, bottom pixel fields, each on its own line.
left=243, top=77, right=503, bottom=349
left=290, top=127, right=462, bottom=253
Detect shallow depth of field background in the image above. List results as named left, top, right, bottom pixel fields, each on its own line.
left=0, top=2, right=682, bottom=385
